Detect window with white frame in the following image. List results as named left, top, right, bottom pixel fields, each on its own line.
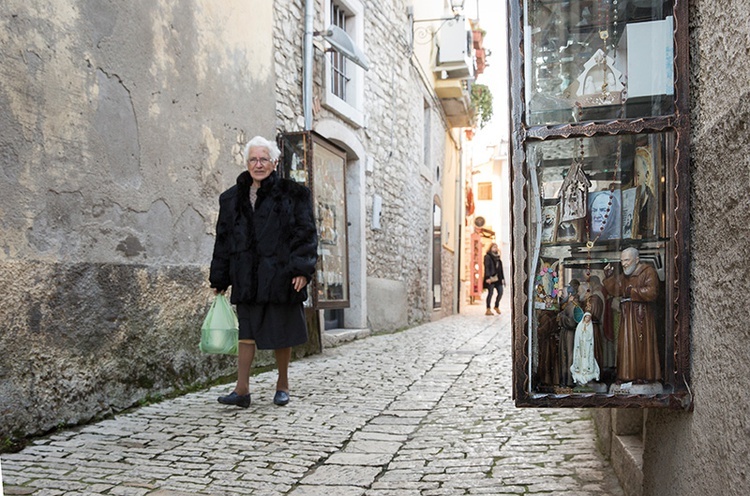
left=323, top=0, right=366, bottom=127
left=330, top=4, right=348, bottom=100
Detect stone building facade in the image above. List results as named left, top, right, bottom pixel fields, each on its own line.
left=0, top=0, right=465, bottom=443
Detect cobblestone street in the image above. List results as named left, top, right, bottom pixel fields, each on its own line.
left=1, top=302, right=624, bottom=495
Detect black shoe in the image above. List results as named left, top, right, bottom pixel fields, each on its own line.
left=273, top=390, right=290, bottom=406
left=218, top=391, right=251, bottom=408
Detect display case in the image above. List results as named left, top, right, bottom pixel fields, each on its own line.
left=509, top=0, right=691, bottom=408
left=525, top=0, right=675, bottom=127
left=278, top=131, right=350, bottom=310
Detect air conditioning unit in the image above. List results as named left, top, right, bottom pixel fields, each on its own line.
left=435, top=16, right=474, bottom=80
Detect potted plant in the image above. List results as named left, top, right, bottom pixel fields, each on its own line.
left=470, top=83, right=493, bottom=129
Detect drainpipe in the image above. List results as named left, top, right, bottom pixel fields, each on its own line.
left=303, top=0, right=314, bottom=130
left=455, top=133, right=464, bottom=314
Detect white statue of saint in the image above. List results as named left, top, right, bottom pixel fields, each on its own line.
left=570, top=312, right=601, bottom=385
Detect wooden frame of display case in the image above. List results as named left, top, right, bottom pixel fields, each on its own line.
left=278, top=131, right=350, bottom=311
left=508, top=0, right=691, bottom=409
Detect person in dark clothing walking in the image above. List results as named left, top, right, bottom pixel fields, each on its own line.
left=483, top=242, right=506, bottom=315
left=210, top=136, right=318, bottom=408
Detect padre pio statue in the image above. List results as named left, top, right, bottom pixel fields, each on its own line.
left=603, top=247, right=662, bottom=383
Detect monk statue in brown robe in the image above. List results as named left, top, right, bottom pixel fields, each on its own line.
left=603, top=248, right=662, bottom=383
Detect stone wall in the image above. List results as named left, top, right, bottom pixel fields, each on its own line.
left=360, top=1, right=453, bottom=326
left=595, top=1, right=750, bottom=494
left=273, top=0, right=305, bottom=132
left=640, top=1, right=750, bottom=493
left=0, top=0, right=290, bottom=442
left=273, top=0, right=457, bottom=329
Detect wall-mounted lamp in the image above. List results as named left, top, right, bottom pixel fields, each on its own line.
left=411, top=0, right=466, bottom=24
left=450, top=0, right=466, bottom=16
left=314, top=24, right=370, bottom=71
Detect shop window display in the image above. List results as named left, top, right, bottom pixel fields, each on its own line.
left=508, top=0, right=691, bottom=408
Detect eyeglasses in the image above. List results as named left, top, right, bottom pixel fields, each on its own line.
left=247, top=157, right=272, bottom=166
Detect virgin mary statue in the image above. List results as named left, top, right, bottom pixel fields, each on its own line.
left=570, top=312, right=601, bottom=385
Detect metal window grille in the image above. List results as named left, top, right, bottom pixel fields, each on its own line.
left=330, top=3, right=349, bottom=100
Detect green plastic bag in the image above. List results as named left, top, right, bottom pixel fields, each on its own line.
left=199, top=294, right=238, bottom=355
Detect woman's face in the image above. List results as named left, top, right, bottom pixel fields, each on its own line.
left=246, top=146, right=276, bottom=183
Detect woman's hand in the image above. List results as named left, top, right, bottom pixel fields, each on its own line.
left=292, top=276, right=308, bottom=292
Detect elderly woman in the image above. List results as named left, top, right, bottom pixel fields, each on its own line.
left=210, top=136, right=318, bottom=408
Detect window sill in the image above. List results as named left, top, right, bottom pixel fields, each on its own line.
left=323, top=92, right=364, bottom=129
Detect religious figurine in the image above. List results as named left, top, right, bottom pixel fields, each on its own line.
left=536, top=309, right=560, bottom=387
left=585, top=275, right=615, bottom=372
left=557, top=280, right=582, bottom=387
left=534, top=262, right=560, bottom=310
left=559, top=161, right=591, bottom=222
left=603, top=248, right=662, bottom=383
left=570, top=312, right=600, bottom=385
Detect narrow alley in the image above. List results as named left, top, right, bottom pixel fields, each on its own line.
left=1, top=302, right=624, bottom=495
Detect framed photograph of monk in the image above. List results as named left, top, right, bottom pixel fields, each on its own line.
left=587, top=190, right=622, bottom=241
left=556, top=218, right=582, bottom=243
left=621, top=187, right=638, bottom=240
left=540, top=204, right=558, bottom=244
left=633, top=144, right=658, bottom=239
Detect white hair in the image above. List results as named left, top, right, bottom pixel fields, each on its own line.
left=243, top=136, right=281, bottom=162
left=622, top=247, right=639, bottom=260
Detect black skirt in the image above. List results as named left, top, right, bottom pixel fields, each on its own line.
left=236, top=302, right=308, bottom=350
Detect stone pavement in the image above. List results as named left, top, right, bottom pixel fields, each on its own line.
left=1, top=302, right=624, bottom=496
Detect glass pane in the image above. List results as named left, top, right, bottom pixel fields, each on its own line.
left=279, top=132, right=350, bottom=309
left=313, top=141, right=349, bottom=305
left=279, top=133, right=310, bottom=185
left=524, top=0, right=674, bottom=126
left=526, top=132, right=674, bottom=395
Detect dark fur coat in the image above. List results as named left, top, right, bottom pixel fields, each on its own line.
left=209, top=170, right=318, bottom=305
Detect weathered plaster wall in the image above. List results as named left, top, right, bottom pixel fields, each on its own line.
left=0, top=0, right=282, bottom=441
left=639, top=1, right=750, bottom=494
